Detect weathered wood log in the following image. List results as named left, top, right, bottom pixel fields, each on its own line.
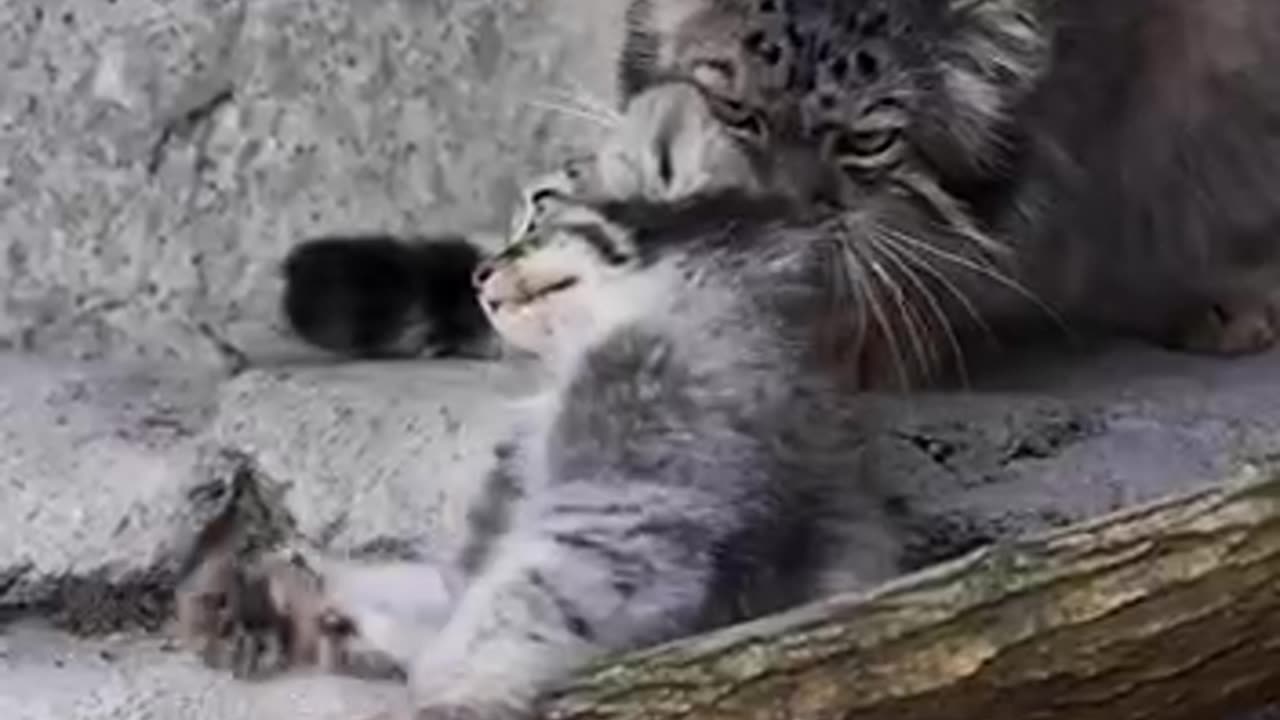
left=542, top=463, right=1280, bottom=720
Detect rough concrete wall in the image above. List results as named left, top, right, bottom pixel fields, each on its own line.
left=0, top=0, right=627, bottom=365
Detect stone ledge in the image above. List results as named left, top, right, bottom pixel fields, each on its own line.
left=0, top=622, right=399, bottom=720
left=207, top=358, right=543, bottom=559
left=0, top=355, right=220, bottom=629
left=3, top=344, right=1280, bottom=714
left=0, top=352, right=540, bottom=632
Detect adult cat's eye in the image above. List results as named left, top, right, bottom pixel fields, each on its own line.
left=844, top=129, right=899, bottom=157
left=691, top=59, right=738, bottom=95
left=826, top=126, right=903, bottom=172
left=828, top=100, right=907, bottom=170
left=709, top=96, right=769, bottom=141
left=743, top=30, right=784, bottom=67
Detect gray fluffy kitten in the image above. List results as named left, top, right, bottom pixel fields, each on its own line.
left=176, top=186, right=906, bottom=720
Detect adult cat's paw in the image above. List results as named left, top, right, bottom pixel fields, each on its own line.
left=1169, top=294, right=1280, bottom=356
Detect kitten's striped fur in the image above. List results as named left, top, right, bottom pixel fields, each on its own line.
left=179, top=187, right=907, bottom=720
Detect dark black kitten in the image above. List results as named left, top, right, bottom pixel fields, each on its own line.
left=281, top=236, right=493, bottom=358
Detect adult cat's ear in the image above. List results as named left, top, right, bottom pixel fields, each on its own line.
left=618, top=0, right=660, bottom=103
left=921, top=0, right=1048, bottom=171
left=618, top=0, right=737, bottom=103
left=618, top=0, right=685, bottom=103
left=942, top=0, right=1048, bottom=120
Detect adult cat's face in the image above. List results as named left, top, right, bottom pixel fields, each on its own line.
left=482, top=0, right=1052, bottom=373
left=622, top=0, right=1048, bottom=208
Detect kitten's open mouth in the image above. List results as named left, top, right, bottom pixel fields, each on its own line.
left=528, top=276, right=580, bottom=301
left=486, top=276, right=580, bottom=311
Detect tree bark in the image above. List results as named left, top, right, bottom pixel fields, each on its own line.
left=541, top=464, right=1280, bottom=720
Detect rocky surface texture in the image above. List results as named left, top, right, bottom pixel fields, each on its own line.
left=2, top=0, right=1279, bottom=717
left=3, top=343, right=1280, bottom=718
left=0, top=0, right=625, bottom=365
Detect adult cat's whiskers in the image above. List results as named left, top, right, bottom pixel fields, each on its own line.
left=879, top=219, right=1068, bottom=336
left=877, top=221, right=997, bottom=345
left=861, top=239, right=935, bottom=384
left=866, top=227, right=970, bottom=386
left=835, top=235, right=912, bottom=392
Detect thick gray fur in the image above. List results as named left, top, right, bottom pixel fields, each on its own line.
left=619, top=0, right=1280, bottom=368
left=403, top=192, right=904, bottom=718
left=182, top=188, right=907, bottom=720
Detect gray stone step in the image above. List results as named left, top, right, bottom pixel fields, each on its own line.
left=0, top=622, right=398, bottom=720
left=3, top=343, right=1280, bottom=716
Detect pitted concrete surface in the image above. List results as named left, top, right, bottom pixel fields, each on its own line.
left=208, top=358, right=543, bottom=559
left=0, top=622, right=400, bottom=720
left=0, top=355, right=219, bottom=630
left=0, top=353, right=539, bottom=633
left=0, top=0, right=625, bottom=365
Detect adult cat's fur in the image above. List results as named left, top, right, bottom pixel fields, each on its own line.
left=620, top=0, right=1280, bottom=368
left=177, top=189, right=906, bottom=719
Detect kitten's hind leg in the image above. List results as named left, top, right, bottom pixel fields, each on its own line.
left=175, top=542, right=455, bottom=681
left=173, top=544, right=321, bottom=679
left=316, top=556, right=460, bottom=676
left=402, top=484, right=734, bottom=719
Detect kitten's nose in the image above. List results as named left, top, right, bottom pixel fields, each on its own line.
left=472, top=260, right=495, bottom=289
